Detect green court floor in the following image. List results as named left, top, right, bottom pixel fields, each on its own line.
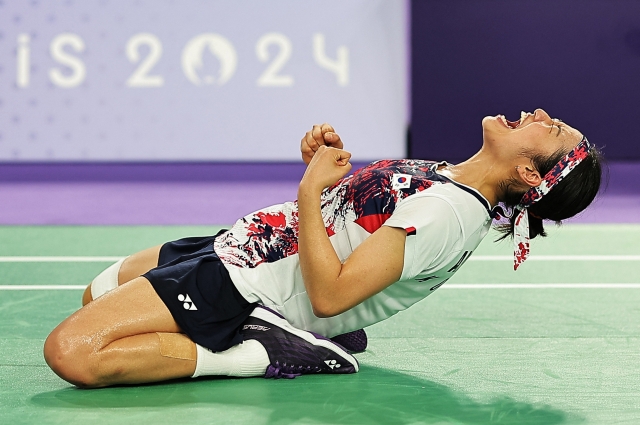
left=1, top=224, right=639, bottom=424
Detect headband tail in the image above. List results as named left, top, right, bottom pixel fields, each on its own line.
left=512, top=136, right=592, bottom=270
left=513, top=208, right=530, bottom=270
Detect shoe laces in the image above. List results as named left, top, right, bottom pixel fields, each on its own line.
left=264, top=361, right=321, bottom=379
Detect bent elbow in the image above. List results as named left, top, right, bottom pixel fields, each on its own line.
left=312, top=306, right=333, bottom=318
left=310, top=297, right=341, bottom=318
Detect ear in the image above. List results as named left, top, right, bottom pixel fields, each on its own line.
left=515, top=164, right=542, bottom=188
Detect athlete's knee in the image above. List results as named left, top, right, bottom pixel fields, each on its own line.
left=43, top=326, right=102, bottom=388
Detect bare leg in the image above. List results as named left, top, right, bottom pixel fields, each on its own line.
left=62, top=243, right=270, bottom=387
left=118, top=245, right=163, bottom=283
left=46, top=277, right=197, bottom=388
left=82, top=245, right=162, bottom=305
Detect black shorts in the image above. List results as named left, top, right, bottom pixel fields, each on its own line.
left=143, top=230, right=256, bottom=352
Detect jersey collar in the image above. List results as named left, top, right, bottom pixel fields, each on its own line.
left=431, top=162, right=498, bottom=219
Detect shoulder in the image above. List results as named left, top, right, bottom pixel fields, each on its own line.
left=385, top=185, right=491, bottom=279
left=401, top=183, right=491, bottom=231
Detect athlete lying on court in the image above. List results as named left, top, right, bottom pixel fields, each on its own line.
left=44, top=109, right=603, bottom=387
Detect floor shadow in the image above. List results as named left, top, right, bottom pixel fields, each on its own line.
left=30, top=366, right=583, bottom=425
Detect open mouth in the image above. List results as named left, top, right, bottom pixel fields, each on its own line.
left=499, top=111, right=528, bottom=129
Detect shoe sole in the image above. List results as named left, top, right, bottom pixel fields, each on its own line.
left=250, top=306, right=359, bottom=372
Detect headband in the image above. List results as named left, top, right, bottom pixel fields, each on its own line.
left=513, top=136, right=592, bottom=270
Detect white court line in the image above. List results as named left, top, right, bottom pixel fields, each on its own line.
left=470, top=255, right=640, bottom=261
left=0, top=256, right=124, bottom=262
left=0, top=255, right=638, bottom=263
left=444, top=283, right=640, bottom=289
left=0, top=285, right=86, bottom=290
left=1, top=283, right=639, bottom=291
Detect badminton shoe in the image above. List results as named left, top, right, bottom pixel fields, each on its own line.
left=330, top=329, right=367, bottom=353
left=241, top=306, right=359, bottom=379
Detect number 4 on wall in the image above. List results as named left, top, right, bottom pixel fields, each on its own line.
left=313, top=33, right=349, bottom=86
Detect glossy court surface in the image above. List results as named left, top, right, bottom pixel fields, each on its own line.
left=1, top=224, right=639, bottom=424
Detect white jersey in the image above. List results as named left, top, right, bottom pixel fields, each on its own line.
left=214, top=160, right=493, bottom=337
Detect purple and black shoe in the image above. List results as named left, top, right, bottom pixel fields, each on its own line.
left=241, top=306, right=359, bottom=379
left=330, top=329, right=368, bottom=353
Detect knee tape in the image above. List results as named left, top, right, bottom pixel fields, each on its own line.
left=90, top=258, right=126, bottom=300
left=157, top=333, right=196, bottom=361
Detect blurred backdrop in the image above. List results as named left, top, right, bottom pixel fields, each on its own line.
left=411, top=0, right=640, bottom=162
left=0, top=0, right=408, bottom=162
left=0, top=0, right=638, bottom=225
left=3, top=0, right=640, bottom=166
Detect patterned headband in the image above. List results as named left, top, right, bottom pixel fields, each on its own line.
left=513, top=136, right=592, bottom=270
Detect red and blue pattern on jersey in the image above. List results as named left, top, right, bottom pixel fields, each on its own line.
left=215, top=159, right=448, bottom=269
left=321, top=159, right=443, bottom=236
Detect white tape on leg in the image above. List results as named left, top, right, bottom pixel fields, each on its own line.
left=90, top=258, right=126, bottom=300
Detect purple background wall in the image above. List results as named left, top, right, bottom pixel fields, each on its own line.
left=410, top=0, right=640, bottom=162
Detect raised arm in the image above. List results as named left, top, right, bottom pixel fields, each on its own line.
left=297, top=144, right=406, bottom=318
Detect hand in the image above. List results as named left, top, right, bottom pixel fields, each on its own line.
left=300, top=145, right=352, bottom=192
left=300, top=123, right=344, bottom=165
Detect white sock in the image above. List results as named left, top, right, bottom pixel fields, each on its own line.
left=192, top=340, right=270, bottom=378
left=90, top=258, right=126, bottom=300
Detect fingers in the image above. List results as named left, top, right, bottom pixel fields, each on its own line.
left=301, top=138, right=314, bottom=164
left=317, top=145, right=351, bottom=166
left=324, top=132, right=343, bottom=149
left=320, top=123, right=335, bottom=134
left=300, top=126, right=321, bottom=165
left=300, top=123, right=343, bottom=164
left=300, top=145, right=353, bottom=191
left=312, top=125, right=324, bottom=148
left=305, top=124, right=341, bottom=152
left=301, top=125, right=324, bottom=155
left=320, top=123, right=343, bottom=149
left=333, top=147, right=351, bottom=166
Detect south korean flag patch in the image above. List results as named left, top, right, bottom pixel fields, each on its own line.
left=391, top=173, right=412, bottom=190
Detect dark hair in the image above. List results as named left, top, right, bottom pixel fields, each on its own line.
left=496, top=145, right=604, bottom=241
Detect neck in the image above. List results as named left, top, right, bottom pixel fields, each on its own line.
left=437, top=149, right=507, bottom=207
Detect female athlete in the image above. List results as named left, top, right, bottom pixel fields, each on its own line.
left=43, top=108, right=603, bottom=388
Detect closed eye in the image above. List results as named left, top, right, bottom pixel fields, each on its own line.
left=549, top=119, right=563, bottom=136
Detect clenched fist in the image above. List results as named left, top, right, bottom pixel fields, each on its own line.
left=300, top=145, right=352, bottom=192
left=300, top=123, right=344, bottom=165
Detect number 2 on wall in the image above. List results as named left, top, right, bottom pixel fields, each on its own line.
left=126, top=33, right=164, bottom=88
left=256, top=33, right=294, bottom=87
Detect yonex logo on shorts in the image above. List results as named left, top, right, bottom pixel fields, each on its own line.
left=178, top=294, right=198, bottom=311
left=242, top=324, right=270, bottom=331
